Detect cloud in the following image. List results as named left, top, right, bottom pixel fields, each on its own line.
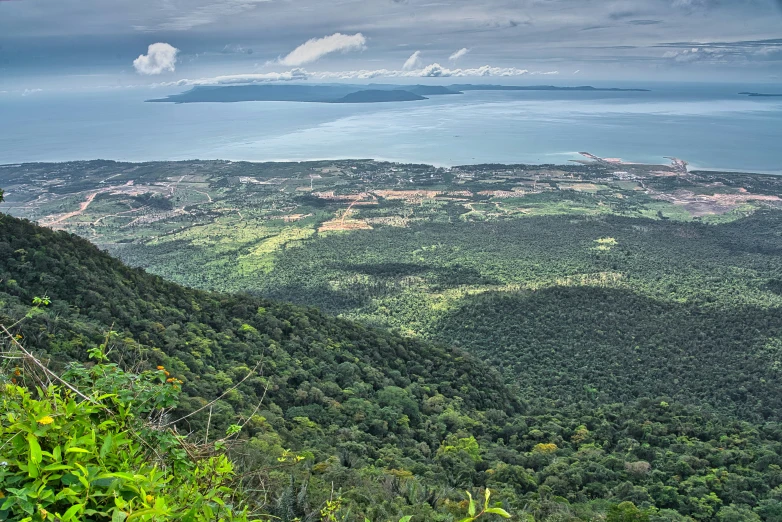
left=133, top=43, right=179, bottom=75
left=663, top=48, right=707, bottom=62
left=22, top=88, right=43, bottom=97
left=170, top=69, right=310, bottom=86
left=449, top=48, right=470, bottom=62
left=6, top=0, right=782, bottom=87
left=658, top=38, right=782, bottom=63
left=314, top=69, right=395, bottom=80
left=221, top=44, right=254, bottom=55
left=418, top=63, right=451, bottom=77
left=278, top=33, right=366, bottom=66
left=403, top=51, right=423, bottom=70
left=757, top=46, right=782, bottom=56
left=169, top=63, right=547, bottom=85
left=314, top=63, right=535, bottom=79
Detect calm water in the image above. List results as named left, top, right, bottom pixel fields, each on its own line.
left=1, top=82, right=781, bottom=172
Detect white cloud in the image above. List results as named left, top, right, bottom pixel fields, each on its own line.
left=278, top=33, right=366, bottom=67
left=417, top=63, right=530, bottom=77
left=166, top=63, right=555, bottom=86
left=313, top=63, right=533, bottom=79
left=169, top=69, right=310, bottom=86
left=403, top=51, right=423, bottom=70
left=448, top=48, right=470, bottom=62
left=660, top=40, right=782, bottom=64
left=22, top=88, right=43, bottom=97
left=663, top=47, right=725, bottom=63
left=133, top=43, right=179, bottom=75
left=418, top=63, right=450, bottom=77
left=313, top=69, right=395, bottom=80
left=664, top=50, right=700, bottom=62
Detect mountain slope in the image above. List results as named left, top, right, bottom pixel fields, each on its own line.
left=0, top=212, right=517, bottom=414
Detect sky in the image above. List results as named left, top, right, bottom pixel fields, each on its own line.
left=1, top=0, right=782, bottom=92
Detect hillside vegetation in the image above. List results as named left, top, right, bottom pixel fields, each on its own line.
left=186, top=211, right=782, bottom=423
left=4, top=187, right=782, bottom=520
left=6, top=161, right=781, bottom=421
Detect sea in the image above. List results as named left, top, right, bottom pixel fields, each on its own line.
left=1, top=81, right=781, bottom=173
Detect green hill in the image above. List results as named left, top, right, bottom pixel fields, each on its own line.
left=195, top=212, right=782, bottom=423
left=4, top=211, right=782, bottom=521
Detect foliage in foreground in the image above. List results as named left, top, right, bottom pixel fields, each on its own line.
left=0, top=337, right=511, bottom=522
left=0, top=344, right=251, bottom=521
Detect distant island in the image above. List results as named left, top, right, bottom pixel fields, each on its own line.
left=147, top=83, right=650, bottom=104
left=739, top=91, right=782, bottom=97
left=450, top=84, right=650, bottom=92
left=332, top=89, right=426, bottom=103
left=404, top=85, right=462, bottom=96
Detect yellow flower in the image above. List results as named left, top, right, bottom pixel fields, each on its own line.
left=146, top=494, right=154, bottom=503
left=157, top=366, right=165, bottom=371
left=37, top=415, right=55, bottom=425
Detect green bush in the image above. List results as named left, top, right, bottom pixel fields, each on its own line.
left=0, top=349, right=251, bottom=522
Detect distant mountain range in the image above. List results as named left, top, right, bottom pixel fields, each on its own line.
left=147, top=83, right=650, bottom=104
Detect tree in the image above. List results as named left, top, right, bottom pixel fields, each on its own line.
left=716, top=504, right=762, bottom=522
left=607, top=501, right=651, bottom=522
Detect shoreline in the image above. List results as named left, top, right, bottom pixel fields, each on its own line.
left=1, top=156, right=780, bottom=177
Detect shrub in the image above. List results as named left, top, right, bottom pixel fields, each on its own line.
left=0, top=346, right=251, bottom=522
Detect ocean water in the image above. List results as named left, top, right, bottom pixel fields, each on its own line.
left=1, top=82, right=781, bottom=172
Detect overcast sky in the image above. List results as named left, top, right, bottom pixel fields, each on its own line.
left=1, top=0, right=782, bottom=90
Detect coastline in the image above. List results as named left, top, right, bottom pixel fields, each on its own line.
left=1, top=156, right=780, bottom=176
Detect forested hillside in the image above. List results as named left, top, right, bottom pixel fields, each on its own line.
left=232, top=212, right=782, bottom=423
left=5, top=161, right=782, bottom=423
left=4, top=212, right=782, bottom=521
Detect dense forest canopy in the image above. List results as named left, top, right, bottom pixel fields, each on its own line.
left=4, top=161, right=782, bottom=521
left=6, top=161, right=781, bottom=422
